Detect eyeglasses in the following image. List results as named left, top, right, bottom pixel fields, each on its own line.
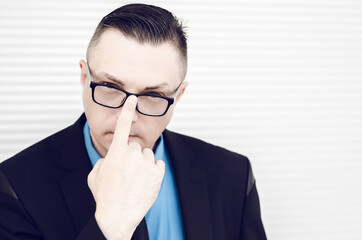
left=85, top=62, right=182, bottom=117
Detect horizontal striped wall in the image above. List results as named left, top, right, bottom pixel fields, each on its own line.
left=1, top=0, right=362, bottom=239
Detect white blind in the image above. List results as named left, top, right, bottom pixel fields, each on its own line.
left=1, top=1, right=362, bottom=239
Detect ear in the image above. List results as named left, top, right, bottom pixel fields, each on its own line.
left=174, top=81, right=188, bottom=105
left=79, top=59, right=88, bottom=87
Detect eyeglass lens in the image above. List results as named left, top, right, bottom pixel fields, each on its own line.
left=94, top=85, right=169, bottom=115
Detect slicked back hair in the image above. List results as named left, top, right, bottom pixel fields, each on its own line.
left=86, top=3, right=187, bottom=78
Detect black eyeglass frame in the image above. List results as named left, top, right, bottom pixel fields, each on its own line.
left=86, top=62, right=182, bottom=117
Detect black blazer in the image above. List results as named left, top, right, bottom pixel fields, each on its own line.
left=0, top=114, right=266, bottom=240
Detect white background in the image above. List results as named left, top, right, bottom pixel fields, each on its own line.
left=1, top=0, right=362, bottom=239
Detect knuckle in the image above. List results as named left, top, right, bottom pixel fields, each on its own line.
left=87, top=172, right=94, bottom=188
left=94, top=158, right=103, bottom=167
left=156, top=160, right=166, bottom=173
left=142, top=148, right=154, bottom=158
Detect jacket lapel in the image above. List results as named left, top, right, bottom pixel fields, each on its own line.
left=56, top=115, right=97, bottom=233
left=131, top=218, right=149, bottom=240
left=163, top=130, right=213, bottom=240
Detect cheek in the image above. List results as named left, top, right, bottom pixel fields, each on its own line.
left=83, top=92, right=116, bottom=137
left=85, top=107, right=116, bottom=154
left=141, top=112, right=173, bottom=146
left=82, top=87, right=93, bottom=113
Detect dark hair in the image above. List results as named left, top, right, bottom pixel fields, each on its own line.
left=87, top=3, right=187, bottom=75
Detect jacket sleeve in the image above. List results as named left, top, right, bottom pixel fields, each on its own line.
left=240, top=162, right=267, bottom=240
left=0, top=169, right=42, bottom=239
left=76, top=216, right=107, bottom=240
left=0, top=169, right=106, bottom=240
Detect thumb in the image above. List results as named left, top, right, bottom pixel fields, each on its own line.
left=155, top=160, right=165, bottom=176
left=87, top=158, right=104, bottom=190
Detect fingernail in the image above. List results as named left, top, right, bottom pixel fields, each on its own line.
left=127, top=95, right=138, bottom=104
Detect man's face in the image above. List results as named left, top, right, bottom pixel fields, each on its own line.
left=80, top=29, right=187, bottom=157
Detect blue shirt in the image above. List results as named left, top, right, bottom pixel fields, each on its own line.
left=83, top=122, right=185, bottom=239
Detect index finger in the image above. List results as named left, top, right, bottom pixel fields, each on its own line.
left=110, top=95, right=138, bottom=148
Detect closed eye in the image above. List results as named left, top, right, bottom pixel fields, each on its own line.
left=143, top=91, right=166, bottom=97
left=99, top=81, right=118, bottom=88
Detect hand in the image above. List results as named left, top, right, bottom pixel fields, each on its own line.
left=87, top=95, right=165, bottom=240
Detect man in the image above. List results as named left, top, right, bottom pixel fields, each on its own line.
left=0, top=3, right=266, bottom=240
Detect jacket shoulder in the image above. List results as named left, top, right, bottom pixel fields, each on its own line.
left=2, top=124, right=71, bottom=172
left=164, top=129, right=255, bottom=195
left=0, top=115, right=87, bottom=185
left=164, top=129, right=249, bottom=162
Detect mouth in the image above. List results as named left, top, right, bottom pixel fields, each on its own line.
left=109, top=132, right=137, bottom=137
left=107, top=131, right=139, bottom=142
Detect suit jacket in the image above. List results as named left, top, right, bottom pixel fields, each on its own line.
left=0, top=114, right=266, bottom=240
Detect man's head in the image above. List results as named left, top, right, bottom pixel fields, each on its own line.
left=79, top=4, right=188, bottom=157
left=87, top=3, right=187, bottom=78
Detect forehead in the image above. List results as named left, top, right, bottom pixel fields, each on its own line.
left=88, top=29, right=183, bottom=88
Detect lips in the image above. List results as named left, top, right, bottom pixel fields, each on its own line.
left=108, top=132, right=138, bottom=139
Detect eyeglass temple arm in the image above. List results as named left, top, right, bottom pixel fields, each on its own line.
left=173, top=81, right=184, bottom=99
left=85, top=62, right=92, bottom=85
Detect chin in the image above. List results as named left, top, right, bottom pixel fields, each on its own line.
left=103, top=134, right=114, bottom=147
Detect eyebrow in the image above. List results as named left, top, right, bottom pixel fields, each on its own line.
left=101, top=72, right=171, bottom=93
